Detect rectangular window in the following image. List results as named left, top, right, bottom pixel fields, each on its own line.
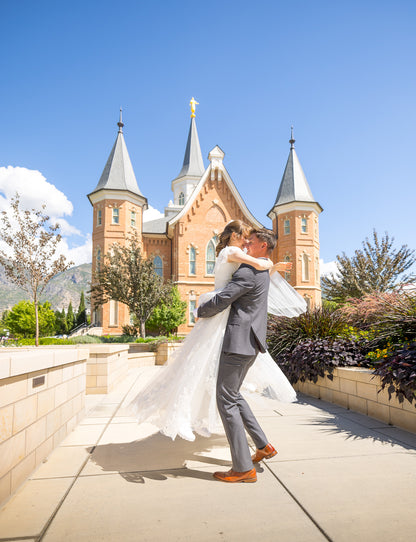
left=97, top=209, right=102, bottom=226
left=284, top=219, right=290, bottom=235
left=131, top=211, right=136, bottom=227
left=301, top=218, right=307, bottom=233
left=112, top=208, right=119, bottom=224
left=189, top=299, right=196, bottom=324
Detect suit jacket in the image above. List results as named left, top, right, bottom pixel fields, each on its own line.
left=197, top=263, right=270, bottom=356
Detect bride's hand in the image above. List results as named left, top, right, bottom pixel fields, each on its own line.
left=270, top=261, right=292, bottom=274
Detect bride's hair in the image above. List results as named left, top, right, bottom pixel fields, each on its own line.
left=216, top=220, right=251, bottom=256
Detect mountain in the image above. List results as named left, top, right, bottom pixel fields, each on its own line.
left=0, top=263, right=92, bottom=314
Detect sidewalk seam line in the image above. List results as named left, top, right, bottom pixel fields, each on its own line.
left=36, top=371, right=144, bottom=542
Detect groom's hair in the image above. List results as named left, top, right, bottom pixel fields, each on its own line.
left=250, top=228, right=277, bottom=253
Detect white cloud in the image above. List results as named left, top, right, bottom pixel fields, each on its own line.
left=143, top=205, right=164, bottom=222
left=320, top=259, right=340, bottom=278
left=0, top=166, right=90, bottom=267
left=50, top=217, right=81, bottom=237
left=0, top=166, right=73, bottom=216
left=56, top=234, right=92, bottom=266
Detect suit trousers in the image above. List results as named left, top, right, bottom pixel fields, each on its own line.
left=216, top=351, right=269, bottom=472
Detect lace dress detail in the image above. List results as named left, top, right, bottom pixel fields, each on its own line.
left=129, top=246, right=302, bottom=441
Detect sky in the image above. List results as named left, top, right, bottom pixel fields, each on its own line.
left=0, top=0, right=415, bottom=272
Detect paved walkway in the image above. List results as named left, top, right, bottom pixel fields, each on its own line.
left=0, top=367, right=415, bottom=542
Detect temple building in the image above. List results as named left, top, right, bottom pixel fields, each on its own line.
left=87, top=101, right=322, bottom=334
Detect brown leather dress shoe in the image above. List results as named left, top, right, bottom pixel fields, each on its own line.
left=213, top=468, right=257, bottom=483
left=251, top=443, right=277, bottom=463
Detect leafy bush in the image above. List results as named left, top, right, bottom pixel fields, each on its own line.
left=267, top=305, right=346, bottom=358
left=16, top=337, right=75, bottom=346
left=146, top=286, right=187, bottom=335
left=70, top=335, right=102, bottom=344
left=277, top=338, right=369, bottom=385
left=371, top=293, right=416, bottom=347
left=121, top=325, right=138, bottom=337
left=373, top=343, right=416, bottom=407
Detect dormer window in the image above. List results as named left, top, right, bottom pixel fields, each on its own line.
left=112, top=208, right=119, bottom=225
left=178, top=192, right=185, bottom=205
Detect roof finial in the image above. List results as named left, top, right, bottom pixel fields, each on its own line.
left=289, top=126, right=295, bottom=149
left=190, top=97, right=199, bottom=118
left=118, top=107, right=124, bottom=133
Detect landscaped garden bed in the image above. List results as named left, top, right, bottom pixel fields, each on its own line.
left=267, top=292, right=416, bottom=433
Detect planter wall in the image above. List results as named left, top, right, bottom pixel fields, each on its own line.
left=85, top=344, right=129, bottom=394
left=293, top=367, right=416, bottom=434
left=0, top=347, right=88, bottom=507
left=155, top=342, right=182, bottom=365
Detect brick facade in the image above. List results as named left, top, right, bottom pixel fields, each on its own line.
left=89, top=118, right=322, bottom=335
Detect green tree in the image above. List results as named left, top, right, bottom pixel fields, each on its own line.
left=54, top=308, right=67, bottom=335
left=66, top=302, right=75, bottom=332
left=90, top=234, right=171, bottom=337
left=5, top=300, right=56, bottom=338
left=146, top=286, right=187, bottom=335
left=76, top=291, right=87, bottom=327
left=322, top=230, right=416, bottom=303
left=0, top=194, right=73, bottom=345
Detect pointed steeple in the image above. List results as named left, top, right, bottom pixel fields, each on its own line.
left=88, top=110, right=146, bottom=203
left=174, top=116, right=205, bottom=181
left=268, top=128, right=322, bottom=216
left=170, top=99, right=205, bottom=208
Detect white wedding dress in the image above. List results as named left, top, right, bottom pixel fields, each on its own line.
left=129, top=246, right=306, bottom=441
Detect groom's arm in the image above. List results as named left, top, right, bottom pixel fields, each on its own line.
left=197, top=264, right=255, bottom=318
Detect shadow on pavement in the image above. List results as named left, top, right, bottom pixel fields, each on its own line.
left=87, top=432, right=243, bottom=483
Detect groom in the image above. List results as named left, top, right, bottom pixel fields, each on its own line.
left=197, top=228, right=278, bottom=483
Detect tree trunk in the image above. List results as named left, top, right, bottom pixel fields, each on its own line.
left=140, top=320, right=146, bottom=338
left=34, top=297, right=39, bottom=347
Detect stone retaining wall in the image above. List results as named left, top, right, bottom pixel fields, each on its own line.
left=86, top=345, right=129, bottom=394
left=155, top=342, right=183, bottom=365
left=0, top=347, right=88, bottom=507
left=294, top=367, right=416, bottom=433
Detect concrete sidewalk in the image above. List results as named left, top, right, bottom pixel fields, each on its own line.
left=0, top=367, right=415, bottom=542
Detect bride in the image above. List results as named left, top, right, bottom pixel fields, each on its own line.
left=129, top=220, right=306, bottom=441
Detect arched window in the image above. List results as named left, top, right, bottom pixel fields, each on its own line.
left=153, top=255, right=163, bottom=277
left=178, top=192, right=185, bottom=205
left=302, top=253, right=309, bottom=282
left=304, top=296, right=311, bottom=311
left=189, top=246, right=196, bottom=275
left=315, top=257, right=319, bottom=283
left=284, top=255, right=291, bottom=282
left=206, top=237, right=217, bottom=275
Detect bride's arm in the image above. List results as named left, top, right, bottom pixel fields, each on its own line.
left=227, top=247, right=272, bottom=271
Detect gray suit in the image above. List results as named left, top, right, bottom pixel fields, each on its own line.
left=197, top=263, right=270, bottom=471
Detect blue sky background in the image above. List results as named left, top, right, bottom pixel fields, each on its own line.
left=1, top=0, right=415, bottom=269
